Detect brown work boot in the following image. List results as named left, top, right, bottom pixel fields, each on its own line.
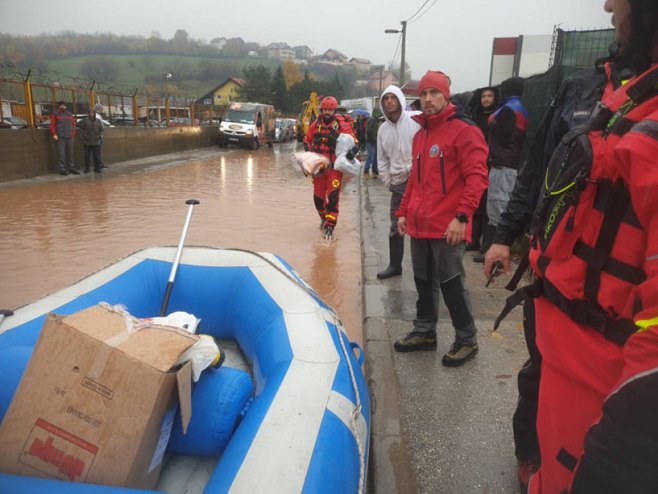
left=517, top=460, right=540, bottom=493
left=394, top=331, right=437, bottom=352
left=441, top=342, right=478, bottom=367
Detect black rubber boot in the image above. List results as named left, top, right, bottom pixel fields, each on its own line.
left=377, top=234, right=404, bottom=279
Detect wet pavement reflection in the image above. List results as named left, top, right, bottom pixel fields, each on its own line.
left=0, top=142, right=363, bottom=343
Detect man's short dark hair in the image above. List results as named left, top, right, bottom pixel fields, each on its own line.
left=57, top=100, right=66, bottom=107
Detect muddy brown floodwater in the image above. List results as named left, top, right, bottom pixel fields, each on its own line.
left=0, top=143, right=364, bottom=344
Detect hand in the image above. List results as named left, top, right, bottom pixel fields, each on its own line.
left=346, top=145, right=359, bottom=161
left=484, top=243, right=511, bottom=279
left=444, top=218, right=465, bottom=246
left=53, top=134, right=58, bottom=141
left=397, top=217, right=407, bottom=236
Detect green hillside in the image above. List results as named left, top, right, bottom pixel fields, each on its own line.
left=44, top=54, right=281, bottom=98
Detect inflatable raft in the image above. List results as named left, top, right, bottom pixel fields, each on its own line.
left=0, top=247, right=370, bottom=494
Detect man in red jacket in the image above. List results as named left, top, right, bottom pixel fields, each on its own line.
left=305, top=96, right=355, bottom=240
left=395, top=71, right=489, bottom=366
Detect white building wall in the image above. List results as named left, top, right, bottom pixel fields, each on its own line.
left=518, top=34, right=553, bottom=78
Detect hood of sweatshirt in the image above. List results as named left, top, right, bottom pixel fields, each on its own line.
left=379, top=85, right=408, bottom=124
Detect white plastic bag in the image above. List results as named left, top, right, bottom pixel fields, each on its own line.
left=333, top=133, right=362, bottom=176
left=335, top=133, right=356, bottom=157
left=174, top=334, right=221, bottom=382
left=143, top=310, right=220, bottom=382
left=146, top=311, right=200, bottom=333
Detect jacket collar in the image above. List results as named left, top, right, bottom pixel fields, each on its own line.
left=412, top=103, right=456, bottom=130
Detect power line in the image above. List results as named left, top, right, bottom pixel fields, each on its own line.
left=390, top=34, right=402, bottom=73
left=408, top=0, right=438, bottom=24
left=406, top=0, right=432, bottom=23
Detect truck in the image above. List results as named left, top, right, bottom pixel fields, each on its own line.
left=218, top=102, right=275, bottom=150
left=295, top=92, right=321, bottom=143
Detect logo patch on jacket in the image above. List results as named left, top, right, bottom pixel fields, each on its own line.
left=429, top=144, right=440, bottom=158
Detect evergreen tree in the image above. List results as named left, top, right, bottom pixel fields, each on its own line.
left=271, top=65, right=286, bottom=111
left=239, top=65, right=272, bottom=103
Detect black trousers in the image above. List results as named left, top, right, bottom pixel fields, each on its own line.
left=513, top=299, right=542, bottom=464
left=83, top=145, right=102, bottom=171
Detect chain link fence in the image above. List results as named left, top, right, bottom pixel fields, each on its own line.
left=518, top=27, right=615, bottom=161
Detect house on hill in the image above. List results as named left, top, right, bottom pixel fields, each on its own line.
left=210, top=37, right=227, bottom=50
left=309, top=49, right=349, bottom=67
left=347, top=57, right=372, bottom=73
left=267, top=42, right=295, bottom=62
left=401, top=79, right=420, bottom=97
left=293, top=45, right=313, bottom=60
left=369, top=70, right=398, bottom=93
left=197, top=77, right=246, bottom=106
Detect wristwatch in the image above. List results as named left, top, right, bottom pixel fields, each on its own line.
left=455, top=213, right=469, bottom=224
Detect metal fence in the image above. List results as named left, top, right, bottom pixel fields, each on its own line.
left=0, top=72, right=225, bottom=129
left=519, top=27, right=615, bottom=161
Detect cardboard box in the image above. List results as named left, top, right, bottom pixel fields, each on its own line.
left=0, top=305, right=197, bottom=489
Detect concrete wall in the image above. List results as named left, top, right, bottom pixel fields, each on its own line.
left=0, top=126, right=219, bottom=182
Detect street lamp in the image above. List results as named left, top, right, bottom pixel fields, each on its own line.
left=384, top=21, right=407, bottom=86
left=163, top=73, right=173, bottom=125
left=163, top=73, right=172, bottom=98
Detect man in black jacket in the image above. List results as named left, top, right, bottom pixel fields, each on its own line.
left=475, top=77, right=528, bottom=264
left=469, top=86, right=498, bottom=253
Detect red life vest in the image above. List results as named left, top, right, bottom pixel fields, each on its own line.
left=310, top=117, right=342, bottom=163
left=495, top=65, right=658, bottom=345
left=527, top=66, right=658, bottom=344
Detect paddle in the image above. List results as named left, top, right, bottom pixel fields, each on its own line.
left=160, top=199, right=200, bottom=317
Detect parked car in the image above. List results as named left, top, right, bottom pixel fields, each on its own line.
left=143, top=119, right=165, bottom=128
left=111, top=116, right=136, bottom=127
left=274, top=118, right=287, bottom=142
left=168, top=118, right=200, bottom=127
left=284, top=118, right=297, bottom=141
left=0, top=116, right=28, bottom=129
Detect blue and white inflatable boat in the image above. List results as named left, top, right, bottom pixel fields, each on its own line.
left=0, top=247, right=370, bottom=494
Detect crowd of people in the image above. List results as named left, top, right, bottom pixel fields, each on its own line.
left=305, top=0, right=658, bottom=491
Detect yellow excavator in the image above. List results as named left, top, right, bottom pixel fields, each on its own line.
left=295, top=91, right=321, bottom=144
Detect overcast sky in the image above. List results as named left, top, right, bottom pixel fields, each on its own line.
left=0, top=0, right=613, bottom=92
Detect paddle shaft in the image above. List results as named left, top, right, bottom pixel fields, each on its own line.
left=160, top=199, right=200, bottom=316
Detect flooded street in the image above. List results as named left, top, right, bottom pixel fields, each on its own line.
left=0, top=142, right=363, bottom=343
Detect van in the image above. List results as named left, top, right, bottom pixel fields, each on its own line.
left=218, top=102, right=275, bottom=150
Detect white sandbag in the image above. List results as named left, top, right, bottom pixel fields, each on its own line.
left=292, top=152, right=330, bottom=176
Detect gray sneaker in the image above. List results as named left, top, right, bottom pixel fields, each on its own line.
left=394, top=331, right=437, bottom=352
left=442, top=342, right=478, bottom=367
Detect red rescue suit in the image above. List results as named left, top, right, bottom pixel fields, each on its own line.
left=305, top=115, right=355, bottom=228
left=527, top=64, right=658, bottom=493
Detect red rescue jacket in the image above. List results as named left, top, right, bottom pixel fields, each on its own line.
left=396, top=104, right=489, bottom=241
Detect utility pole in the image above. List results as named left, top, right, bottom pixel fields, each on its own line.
left=400, top=21, right=407, bottom=87
left=385, top=20, right=407, bottom=87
